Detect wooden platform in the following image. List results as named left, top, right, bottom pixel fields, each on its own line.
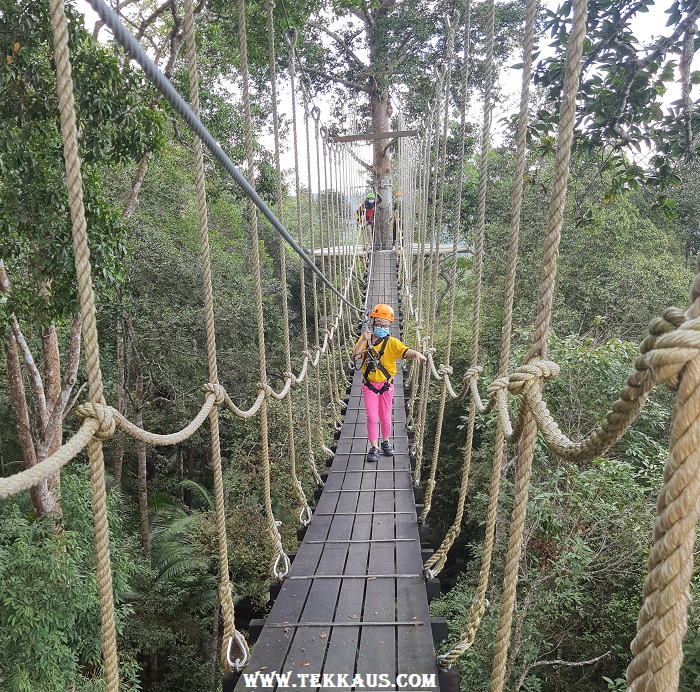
left=234, top=250, right=439, bottom=692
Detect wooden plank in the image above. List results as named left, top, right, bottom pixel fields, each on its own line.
left=331, top=130, right=418, bottom=143
left=237, top=248, right=439, bottom=692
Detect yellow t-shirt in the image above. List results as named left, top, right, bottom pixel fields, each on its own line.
left=356, top=335, right=409, bottom=382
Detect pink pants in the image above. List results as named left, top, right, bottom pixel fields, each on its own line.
left=362, top=381, right=394, bottom=442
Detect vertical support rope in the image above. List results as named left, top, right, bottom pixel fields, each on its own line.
left=422, top=0, right=490, bottom=548
left=413, top=90, right=443, bottom=486
left=418, top=58, right=459, bottom=518
left=236, top=0, right=290, bottom=582
left=266, top=2, right=311, bottom=526
left=418, top=13, right=460, bottom=525
left=320, top=133, right=342, bottom=427
left=488, top=0, right=588, bottom=688
left=286, top=32, right=322, bottom=488
left=183, top=0, right=249, bottom=668
left=48, top=1, right=118, bottom=687
left=438, top=0, right=538, bottom=663
left=429, top=14, right=459, bottom=331
left=308, top=106, right=329, bottom=455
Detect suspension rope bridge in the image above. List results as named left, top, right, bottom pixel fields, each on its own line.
left=2, top=0, right=700, bottom=691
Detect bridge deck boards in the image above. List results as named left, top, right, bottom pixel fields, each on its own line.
left=235, top=251, right=438, bottom=692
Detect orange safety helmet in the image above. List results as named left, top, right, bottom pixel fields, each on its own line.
left=370, top=303, right=394, bottom=322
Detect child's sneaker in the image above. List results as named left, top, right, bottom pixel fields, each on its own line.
left=381, top=440, right=394, bottom=457
left=367, top=447, right=379, bottom=463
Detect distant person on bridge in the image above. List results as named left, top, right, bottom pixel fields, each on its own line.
left=363, top=191, right=382, bottom=228
left=391, top=190, right=402, bottom=247
left=351, top=303, right=426, bottom=463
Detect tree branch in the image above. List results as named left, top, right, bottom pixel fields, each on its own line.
left=163, top=0, right=184, bottom=80
left=307, top=21, right=367, bottom=69
left=11, top=317, right=47, bottom=426
left=303, top=66, right=371, bottom=93
left=530, top=651, right=612, bottom=670
left=37, top=314, right=82, bottom=458
left=610, top=4, right=700, bottom=134
left=63, top=381, right=87, bottom=421
left=513, top=651, right=610, bottom=692
left=135, top=0, right=173, bottom=40
left=352, top=6, right=372, bottom=26
left=580, top=0, right=649, bottom=73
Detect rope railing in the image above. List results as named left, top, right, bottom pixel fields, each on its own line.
left=6, top=0, right=369, bottom=682
left=394, top=0, right=700, bottom=681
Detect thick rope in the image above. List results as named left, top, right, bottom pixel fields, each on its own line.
left=423, top=0, right=491, bottom=563
left=413, top=83, right=443, bottom=488
left=488, top=0, right=588, bottom=688
left=626, top=254, right=700, bottom=690
left=236, top=0, right=290, bottom=582
left=48, top=2, right=119, bottom=688
left=428, top=13, right=459, bottom=332
left=438, top=0, right=539, bottom=663
left=306, top=105, right=328, bottom=456
left=266, top=2, right=311, bottom=526
left=415, top=8, right=466, bottom=500
left=286, top=30, right=322, bottom=489
left=183, top=0, right=248, bottom=669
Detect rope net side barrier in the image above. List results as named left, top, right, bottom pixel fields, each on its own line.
left=3, top=0, right=370, bottom=682
left=395, top=1, right=700, bottom=688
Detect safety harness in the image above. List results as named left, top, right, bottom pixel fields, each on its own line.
left=360, top=336, right=393, bottom=395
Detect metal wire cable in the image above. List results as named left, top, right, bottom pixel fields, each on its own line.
left=84, top=0, right=361, bottom=314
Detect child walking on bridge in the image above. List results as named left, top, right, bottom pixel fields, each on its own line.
left=351, top=303, right=426, bottom=462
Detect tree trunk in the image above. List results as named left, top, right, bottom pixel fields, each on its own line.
left=124, top=154, right=151, bottom=219
left=370, top=81, right=393, bottom=249
left=135, top=367, right=150, bottom=558
left=42, top=325, right=62, bottom=493
left=113, top=319, right=127, bottom=485
left=6, top=332, right=60, bottom=517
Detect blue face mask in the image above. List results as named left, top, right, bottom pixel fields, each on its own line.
left=373, top=327, right=390, bottom=338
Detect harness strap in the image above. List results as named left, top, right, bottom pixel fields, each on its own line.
left=362, top=336, right=393, bottom=394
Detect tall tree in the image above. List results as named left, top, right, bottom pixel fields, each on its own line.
left=299, top=0, right=527, bottom=247
left=0, top=0, right=163, bottom=517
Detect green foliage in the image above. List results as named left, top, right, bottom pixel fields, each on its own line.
left=532, top=0, right=700, bottom=200
left=0, top=0, right=164, bottom=324
left=299, top=0, right=527, bottom=125
left=0, top=467, right=139, bottom=691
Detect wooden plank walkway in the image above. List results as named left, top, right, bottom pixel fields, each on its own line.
left=233, top=250, right=439, bottom=692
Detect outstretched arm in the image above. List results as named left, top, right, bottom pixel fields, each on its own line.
left=404, top=348, right=426, bottom=362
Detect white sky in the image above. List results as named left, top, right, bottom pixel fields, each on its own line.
left=75, top=0, right=693, bottom=191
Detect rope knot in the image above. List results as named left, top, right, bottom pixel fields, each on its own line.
left=202, top=383, right=227, bottom=405
left=76, top=402, right=115, bottom=440
left=465, top=365, right=483, bottom=381
left=508, top=360, right=560, bottom=396
left=259, top=382, right=274, bottom=397
left=487, top=376, right=510, bottom=398
left=643, top=317, right=700, bottom=390
left=438, top=364, right=453, bottom=377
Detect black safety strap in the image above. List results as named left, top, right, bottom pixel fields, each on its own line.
left=361, top=336, right=393, bottom=395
